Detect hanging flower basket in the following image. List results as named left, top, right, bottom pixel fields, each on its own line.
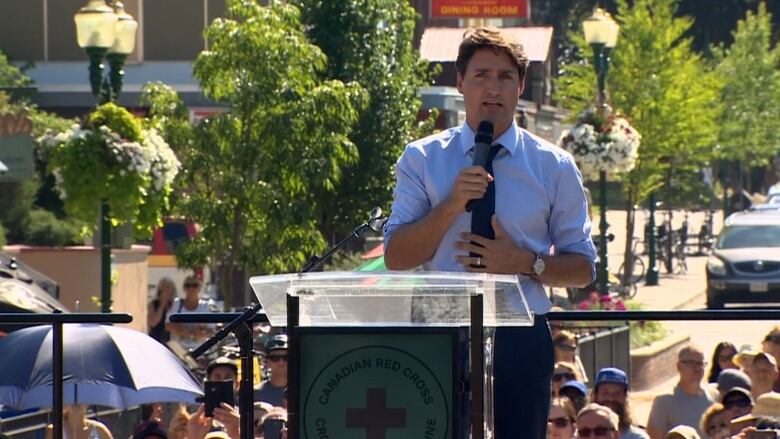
left=558, top=109, right=641, bottom=181
left=37, top=103, right=180, bottom=237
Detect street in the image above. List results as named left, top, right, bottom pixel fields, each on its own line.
left=593, top=210, right=780, bottom=426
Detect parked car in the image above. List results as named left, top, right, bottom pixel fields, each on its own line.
left=706, top=210, right=780, bottom=309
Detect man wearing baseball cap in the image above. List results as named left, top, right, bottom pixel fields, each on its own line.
left=254, top=334, right=287, bottom=407
left=207, top=356, right=239, bottom=394
left=721, top=387, right=754, bottom=422
left=729, top=391, right=780, bottom=435
left=593, top=367, right=649, bottom=439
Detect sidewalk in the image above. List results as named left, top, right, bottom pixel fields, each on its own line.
left=631, top=255, right=707, bottom=311
left=589, top=210, right=719, bottom=427
left=628, top=255, right=707, bottom=426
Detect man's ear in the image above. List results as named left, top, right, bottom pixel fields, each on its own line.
left=518, top=75, right=526, bottom=96
left=456, top=72, right=464, bottom=94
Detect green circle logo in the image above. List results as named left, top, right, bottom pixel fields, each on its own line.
left=303, top=345, right=449, bottom=439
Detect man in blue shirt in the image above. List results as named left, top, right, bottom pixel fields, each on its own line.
left=384, top=27, right=596, bottom=438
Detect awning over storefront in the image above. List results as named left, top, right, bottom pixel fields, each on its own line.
left=420, top=26, right=554, bottom=63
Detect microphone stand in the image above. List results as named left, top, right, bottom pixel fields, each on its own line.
left=188, top=208, right=386, bottom=439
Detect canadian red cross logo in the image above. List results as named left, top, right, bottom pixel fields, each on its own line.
left=345, top=388, right=407, bottom=439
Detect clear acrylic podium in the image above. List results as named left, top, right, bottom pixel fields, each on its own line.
left=250, top=271, right=533, bottom=439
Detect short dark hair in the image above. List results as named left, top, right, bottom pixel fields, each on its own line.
left=455, top=27, right=529, bottom=79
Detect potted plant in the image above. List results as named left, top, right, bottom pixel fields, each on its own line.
left=37, top=103, right=180, bottom=239
left=558, top=108, right=641, bottom=181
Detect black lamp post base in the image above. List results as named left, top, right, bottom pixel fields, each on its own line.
left=645, top=266, right=659, bottom=286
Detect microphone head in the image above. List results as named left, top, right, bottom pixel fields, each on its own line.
left=369, top=206, right=383, bottom=222
left=475, top=120, right=494, bottom=145
left=369, top=217, right=388, bottom=233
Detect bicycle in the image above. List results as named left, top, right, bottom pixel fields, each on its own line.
left=614, top=237, right=646, bottom=299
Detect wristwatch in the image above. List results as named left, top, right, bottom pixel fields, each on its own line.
left=532, top=254, right=546, bottom=276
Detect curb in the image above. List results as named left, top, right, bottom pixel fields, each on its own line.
left=671, top=290, right=706, bottom=311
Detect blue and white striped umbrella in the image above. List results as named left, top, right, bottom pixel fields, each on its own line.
left=0, top=323, right=204, bottom=409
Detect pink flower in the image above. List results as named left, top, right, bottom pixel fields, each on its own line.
left=615, top=300, right=626, bottom=311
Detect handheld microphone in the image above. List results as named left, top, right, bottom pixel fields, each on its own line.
left=465, top=120, right=494, bottom=212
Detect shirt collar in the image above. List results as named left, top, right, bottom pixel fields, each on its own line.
left=459, top=120, right=523, bottom=156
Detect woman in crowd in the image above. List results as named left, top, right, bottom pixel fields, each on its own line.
left=553, top=330, right=589, bottom=383
left=707, top=341, right=738, bottom=384
left=548, top=397, right=577, bottom=439
left=147, top=277, right=177, bottom=343
left=552, top=361, right=583, bottom=397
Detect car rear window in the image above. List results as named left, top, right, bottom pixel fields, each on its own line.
left=717, top=225, right=780, bottom=249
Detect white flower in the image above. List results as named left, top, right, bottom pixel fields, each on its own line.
left=559, top=113, right=640, bottom=180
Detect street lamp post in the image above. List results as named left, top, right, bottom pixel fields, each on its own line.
left=74, top=0, right=137, bottom=313
left=646, top=192, right=659, bottom=285
left=583, top=8, right=619, bottom=295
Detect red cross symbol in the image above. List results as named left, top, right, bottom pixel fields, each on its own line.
left=345, top=388, right=407, bottom=439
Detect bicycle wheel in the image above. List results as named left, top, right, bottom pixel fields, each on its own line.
left=633, top=256, right=646, bottom=283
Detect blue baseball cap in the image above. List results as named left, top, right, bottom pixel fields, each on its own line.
left=595, top=367, right=629, bottom=390
left=559, top=380, right=588, bottom=396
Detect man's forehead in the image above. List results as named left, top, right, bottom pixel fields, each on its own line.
left=466, top=49, right=517, bottom=70
left=598, top=383, right=625, bottom=392
left=680, top=351, right=704, bottom=360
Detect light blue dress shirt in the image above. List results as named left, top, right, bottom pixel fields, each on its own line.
left=384, top=121, right=597, bottom=314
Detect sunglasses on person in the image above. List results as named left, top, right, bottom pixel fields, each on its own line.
left=268, top=354, right=288, bottom=363
left=679, top=359, right=707, bottom=368
left=552, top=372, right=576, bottom=382
left=548, top=417, right=571, bottom=428
left=184, top=282, right=200, bottom=288
left=723, top=398, right=752, bottom=410
left=577, top=426, right=615, bottom=437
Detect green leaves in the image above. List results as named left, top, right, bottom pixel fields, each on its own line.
left=556, top=0, right=721, bottom=206
left=714, top=2, right=780, bottom=168
left=156, top=1, right=368, bottom=304
left=296, top=0, right=436, bottom=237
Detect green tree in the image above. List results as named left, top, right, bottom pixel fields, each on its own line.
left=296, top=0, right=437, bottom=240
left=163, top=1, right=366, bottom=306
left=714, top=2, right=780, bottom=196
left=556, top=0, right=721, bottom=280
left=0, top=51, right=31, bottom=88
left=0, top=53, right=82, bottom=246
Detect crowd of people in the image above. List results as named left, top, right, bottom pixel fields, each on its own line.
left=119, top=276, right=289, bottom=439
left=548, top=326, right=780, bottom=439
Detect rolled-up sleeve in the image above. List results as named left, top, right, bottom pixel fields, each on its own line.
left=549, top=155, right=597, bottom=281
left=383, top=146, right=430, bottom=248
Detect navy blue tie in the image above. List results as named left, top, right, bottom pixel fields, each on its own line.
left=470, top=144, right=502, bottom=259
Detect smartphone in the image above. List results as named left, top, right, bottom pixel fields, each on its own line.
left=748, top=431, right=779, bottom=439
left=262, top=418, right=287, bottom=439
left=203, top=380, right=235, bottom=417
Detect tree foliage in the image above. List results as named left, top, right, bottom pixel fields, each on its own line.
left=295, top=0, right=437, bottom=239
left=555, top=0, right=722, bottom=283
left=556, top=0, right=721, bottom=206
left=154, top=1, right=366, bottom=306
left=0, top=52, right=81, bottom=246
left=0, top=51, right=31, bottom=88
left=713, top=2, right=780, bottom=168
left=677, top=0, right=780, bottom=53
